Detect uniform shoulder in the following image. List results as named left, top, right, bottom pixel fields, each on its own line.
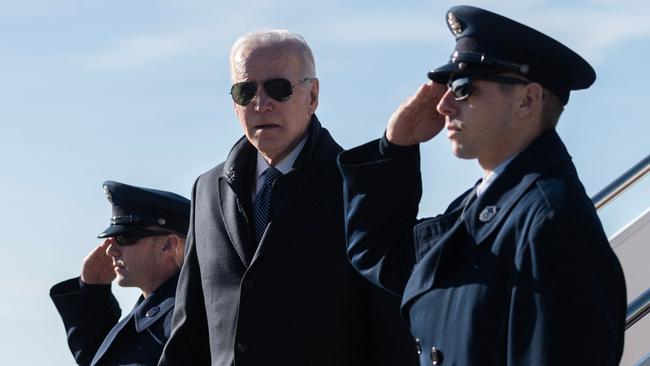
left=532, top=169, right=591, bottom=212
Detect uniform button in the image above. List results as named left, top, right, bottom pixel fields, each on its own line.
left=430, top=346, right=442, bottom=365
left=146, top=306, right=159, bottom=317
left=236, top=342, right=248, bottom=354
left=243, top=280, right=255, bottom=291
left=415, top=338, right=422, bottom=355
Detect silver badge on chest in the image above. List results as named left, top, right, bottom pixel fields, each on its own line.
left=479, top=206, right=498, bottom=222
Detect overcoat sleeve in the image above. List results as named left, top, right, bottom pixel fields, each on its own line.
left=158, top=180, right=211, bottom=366
left=507, top=201, right=626, bottom=365
left=337, top=137, right=421, bottom=297
left=50, top=278, right=121, bottom=366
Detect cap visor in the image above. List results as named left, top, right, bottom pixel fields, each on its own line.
left=427, top=63, right=462, bottom=84
left=97, top=225, right=133, bottom=238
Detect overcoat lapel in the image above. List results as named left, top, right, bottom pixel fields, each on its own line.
left=218, top=137, right=257, bottom=267
left=90, top=311, right=135, bottom=366
left=400, top=189, right=473, bottom=310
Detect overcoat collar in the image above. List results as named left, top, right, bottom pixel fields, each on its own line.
left=401, top=129, right=572, bottom=310
left=90, top=273, right=178, bottom=366
left=218, top=115, right=340, bottom=267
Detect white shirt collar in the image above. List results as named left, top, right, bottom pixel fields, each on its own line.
left=254, top=136, right=308, bottom=194
left=476, top=155, right=516, bottom=198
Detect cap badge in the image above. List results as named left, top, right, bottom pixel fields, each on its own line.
left=103, top=185, right=113, bottom=203
left=447, top=12, right=463, bottom=36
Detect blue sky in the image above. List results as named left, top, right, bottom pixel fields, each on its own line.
left=0, top=0, right=648, bottom=364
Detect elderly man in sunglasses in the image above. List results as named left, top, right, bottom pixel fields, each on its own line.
left=50, top=181, right=189, bottom=366
left=159, top=29, right=417, bottom=366
left=337, top=6, right=626, bottom=366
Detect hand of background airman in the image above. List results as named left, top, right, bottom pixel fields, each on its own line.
left=80, top=239, right=116, bottom=285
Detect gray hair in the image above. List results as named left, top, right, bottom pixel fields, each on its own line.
left=229, top=29, right=316, bottom=81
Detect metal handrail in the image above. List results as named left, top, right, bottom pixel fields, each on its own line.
left=591, top=154, right=650, bottom=210
left=627, top=288, right=650, bottom=330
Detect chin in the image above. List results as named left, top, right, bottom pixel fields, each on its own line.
left=115, top=277, right=131, bottom=287
left=451, top=149, right=476, bottom=161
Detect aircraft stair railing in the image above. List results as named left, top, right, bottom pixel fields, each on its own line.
left=627, top=287, right=650, bottom=331
left=592, top=154, right=650, bottom=210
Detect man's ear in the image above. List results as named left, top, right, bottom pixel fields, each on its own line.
left=162, top=234, right=180, bottom=252
left=516, top=82, right=543, bottom=118
left=308, top=78, right=319, bottom=114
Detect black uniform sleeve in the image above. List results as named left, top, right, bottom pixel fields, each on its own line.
left=337, top=137, right=421, bottom=297
left=50, top=277, right=121, bottom=366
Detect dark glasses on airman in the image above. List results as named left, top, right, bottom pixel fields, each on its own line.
left=447, top=75, right=529, bottom=101
left=113, top=230, right=174, bottom=246
left=230, top=77, right=314, bottom=106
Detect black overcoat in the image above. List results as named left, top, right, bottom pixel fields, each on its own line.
left=159, top=117, right=418, bottom=366
left=50, top=273, right=178, bottom=366
left=337, top=130, right=627, bottom=366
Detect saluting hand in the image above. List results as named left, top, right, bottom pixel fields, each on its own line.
left=386, top=82, right=446, bottom=146
left=81, top=239, right=116, bottom=285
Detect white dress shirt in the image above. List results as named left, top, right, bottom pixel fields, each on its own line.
left=252, top=136, right=308, bottom=202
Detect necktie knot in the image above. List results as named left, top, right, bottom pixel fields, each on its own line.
left=262, top=166, right=282, bottom=188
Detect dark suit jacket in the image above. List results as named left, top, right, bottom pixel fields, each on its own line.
left=159, top=116, right=418, bottom=366
left=50, top=273, right=178, bottom=366
left=337, top=130, right=627, bottom=366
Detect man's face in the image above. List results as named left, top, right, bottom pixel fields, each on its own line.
left=436, top=78, right=519, bottom=169
left=106, top=235, right=166, bottom=292
left=232, top=46, right=318, bottom=164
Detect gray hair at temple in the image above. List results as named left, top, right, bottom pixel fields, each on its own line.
left=229, top=29, right=316, bottom=81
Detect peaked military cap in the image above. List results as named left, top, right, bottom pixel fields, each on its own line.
left=428, top=5, right=595, bottom=105
left=98, top=180, right=191, bottom=238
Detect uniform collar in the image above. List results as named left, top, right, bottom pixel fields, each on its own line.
left=132, top=271, right=179, bottom=332
left=464, top=129, right=572, bottom=245
left=477, top=155, right=516, bottom=198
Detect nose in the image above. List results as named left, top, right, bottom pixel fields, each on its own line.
left=253, top=85, right=273, bottom=112
left=436, top=88, right=459, bottom=118
left=105, top=240, right=121, bottom=258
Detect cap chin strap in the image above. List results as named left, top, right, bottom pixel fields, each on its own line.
left=451, top=51, right=530, bottom=75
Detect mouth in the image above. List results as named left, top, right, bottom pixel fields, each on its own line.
left=113, top=259, right=125, bottom=271
left=254, top=123, right=280, bottom=131
left=446, top=121, right=461, bottom=131
left=446, top=123, right=461, bottom=135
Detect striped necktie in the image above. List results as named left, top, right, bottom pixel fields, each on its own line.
left=253, top=166, right=282, bottom=243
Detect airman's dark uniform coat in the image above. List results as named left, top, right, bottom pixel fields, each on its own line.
left=337, top=130, right=627, bottom=365
left=50, top=273, right=178, bottom=366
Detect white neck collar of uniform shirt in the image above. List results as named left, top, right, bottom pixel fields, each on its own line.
left=476, top=154, right=516, bottom=198
left=254, top=135, right=308, bottom=193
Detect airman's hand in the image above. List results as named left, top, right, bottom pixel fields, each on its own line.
left=386, top=82, right=447, bottom=146
left=80, top=239, right=116, bottom=285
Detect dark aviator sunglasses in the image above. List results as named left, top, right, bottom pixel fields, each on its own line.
left=113, top=229, right=176, bottom=246
left=230, top=77, right=314, bottom=106
left=447, top=74, right=529, bottom=101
